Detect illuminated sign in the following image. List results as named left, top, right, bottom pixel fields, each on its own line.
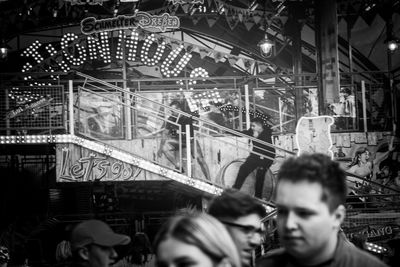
left=20, top=27, right=208, bottom=80
left=81, top=12, right=179, bottom=35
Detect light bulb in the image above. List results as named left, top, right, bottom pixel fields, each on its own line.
left=388, top=40, right=399, bottom=52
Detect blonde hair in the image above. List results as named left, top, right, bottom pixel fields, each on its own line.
left=154, top=211, right=241, bottom=267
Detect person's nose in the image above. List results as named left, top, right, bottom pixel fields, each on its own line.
left=248, top=232, right=262, bottom=247
left=110, top=247, right=118, bottom=259
left=284, top=211, right=298, bottom=231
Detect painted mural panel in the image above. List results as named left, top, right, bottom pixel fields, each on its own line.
left=56, top=143, right=166, bottom=182
left=135, top=89, right=241, bottom=138
left=77, top=90, right=124, bottom=139
left=56, top=135, right=280, bottom=200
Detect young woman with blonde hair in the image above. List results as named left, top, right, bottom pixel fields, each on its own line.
left=154, top=211, right=241, bottom=267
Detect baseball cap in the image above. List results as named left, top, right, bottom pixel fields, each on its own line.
left=71, top=220, right=130, bottom=250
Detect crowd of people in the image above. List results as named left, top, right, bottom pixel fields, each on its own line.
left=2, top=153, right=397, bottom=267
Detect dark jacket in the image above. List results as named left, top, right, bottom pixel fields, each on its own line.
left=242, top=127, right=275, bottom=160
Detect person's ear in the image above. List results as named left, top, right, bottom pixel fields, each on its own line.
left=332, top=204, right=345, bottom=229
left=216, top=258, right=232, bottom=267
left=78, top=247, right=90, bottom=261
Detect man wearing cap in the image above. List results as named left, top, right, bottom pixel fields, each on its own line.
left=69, top=219, right=130, bottom=267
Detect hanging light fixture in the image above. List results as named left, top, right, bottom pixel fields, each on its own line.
left=258, top=33, right=274, bottom=57
left=385, top=15, right=399, bottom=53
left=0, top=39, right=11, bottom=60
left=258, top=1, right=274, bottom=58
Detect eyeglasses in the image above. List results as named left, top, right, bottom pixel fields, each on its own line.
left=220, top=220, right=265, bottom=237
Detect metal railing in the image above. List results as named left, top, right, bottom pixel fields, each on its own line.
left=344, top=171, right=400, bottom=212
left=0, top=85, right=65, bottom=135
left=71, top=71, right=293, bottom=191
left=246, top=72, right=395, bottom=133
left=0, top=70, right=395, bottom=135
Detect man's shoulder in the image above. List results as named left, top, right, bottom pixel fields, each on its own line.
left=256, top=248, right=287, bottom=266
left=256, top=243, right=388, bottom=267
left=338, top=240, right=388, bottom=267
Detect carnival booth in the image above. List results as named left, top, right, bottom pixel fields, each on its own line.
left=0, top=0, right=399, bottom=265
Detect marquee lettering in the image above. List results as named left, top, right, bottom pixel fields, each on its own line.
left=81, top=16, right=138, bottom=35
left=21, top=28, right=193, bottom=79
left=80, top=12, right=179, bottom=35
left=135, top=12, right=180, bottom=32
left=58, top=147, right=142, bottom=181
left=345, top=225, right=398, bottom=241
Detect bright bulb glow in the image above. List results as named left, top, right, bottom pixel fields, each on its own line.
left=0, top=47, right=8, bottom=59
left=258, top=34, right=274, bottom=57
left=61, top=33, right=87, bottom=66
left=141, top=34, right=166, bottom=66
left=388, top=40, right=399, bottom=51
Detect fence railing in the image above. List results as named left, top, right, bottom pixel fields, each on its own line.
left=69, top=71, right=293, bottom=196
left=0, top=85, right=65, bottom=135
left=245, top=72, right=394, bottom=133
left=0, top=71, right=395, bottom=135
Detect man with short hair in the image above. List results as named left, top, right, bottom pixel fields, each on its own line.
left=70, top=219, right=130, bottom=267
left=208, top=188, right=267, bottom=267
left=256, top=153, right=388, bottom=267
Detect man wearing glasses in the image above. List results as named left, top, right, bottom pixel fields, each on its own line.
left=208, top=188, right=267, bottom=267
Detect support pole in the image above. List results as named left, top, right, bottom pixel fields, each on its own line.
left=279, top=97, right=283, bottom=133
left=186, top=124, right=192, bottom=178
left=347, top=20, right=354, bottom=86
left=5, top=88, right=10, bottom=135
left=245, top=84, right=250, bottom=129
left=69, top=80, right=74, bottom=135
left=315, top=0, right=340, bottom=114
left=386, top=18, right=397, bottom=134
left=122, top=32, right=132, bottom=140
left=361, top=80, right=367, bottom=132
left=292, top=3, right=304, bottom=122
